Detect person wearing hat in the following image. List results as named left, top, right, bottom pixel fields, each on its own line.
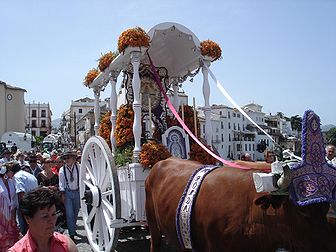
left=0, top=163, right=20, bottom=251
left=0, top=149, right=13, bottom=164
left=16, top=152, right=29, bottom=168
left=7, top=161, right=38, bottom=235
left=58, top=151, right=80, bottom=241
left=28, top=154, right=42, bottom=178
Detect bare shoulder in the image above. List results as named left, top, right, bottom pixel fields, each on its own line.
left=67, top=237, right=78, bottom=252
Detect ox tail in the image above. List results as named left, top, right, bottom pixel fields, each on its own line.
left=145, top=176, right=162, bottom=252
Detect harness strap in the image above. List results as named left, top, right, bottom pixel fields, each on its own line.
left=176, top=165, right=219, bottom=249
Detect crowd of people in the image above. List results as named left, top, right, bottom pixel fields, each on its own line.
left=0, top=147, right=82, bottom=252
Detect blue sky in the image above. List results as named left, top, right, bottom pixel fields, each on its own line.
left=1, top=0, right=335, bottom=125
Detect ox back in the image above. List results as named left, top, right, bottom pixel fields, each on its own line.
left=145, top=157, right=336, bottom=252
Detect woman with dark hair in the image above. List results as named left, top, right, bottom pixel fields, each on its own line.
left=0, top=163, right=19, bottom=252
left=8, top=187, right=77, bottom=252
left=37, top=158, right=59, bottom=189
left=37, top=158, right=67, bottom=232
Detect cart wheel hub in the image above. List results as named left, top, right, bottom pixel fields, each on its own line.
left=83, top=186, right=101, bottom=207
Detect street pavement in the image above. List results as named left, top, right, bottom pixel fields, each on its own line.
left=71, top=211, right=176, bottom=252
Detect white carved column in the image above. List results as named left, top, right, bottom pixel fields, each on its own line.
left=109, top=71, right=119, bottom=153
left=171, top=77, right=179, bottom=111
left=93, top=87, right=101, bottom=136
left=130, top=51, right=142, bottom=161
left=202, top=59, right=212, bottom=145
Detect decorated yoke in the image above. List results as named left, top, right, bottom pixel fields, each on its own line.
left=290, top=110, right=336, bottom=206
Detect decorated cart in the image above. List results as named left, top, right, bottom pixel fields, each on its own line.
left=80, top=22, right=222, bottom=251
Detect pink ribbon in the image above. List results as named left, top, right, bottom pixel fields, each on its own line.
left=147, top=53, right=249, bottom=170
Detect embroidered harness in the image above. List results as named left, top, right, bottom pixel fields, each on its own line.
left=176, top=165, right=219, bottom=249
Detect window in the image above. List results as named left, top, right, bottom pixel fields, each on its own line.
left=237, top=144, right=241, bottom=151
left=245, top=144, right=247, bottom=151
left=203, top=125, right=205, bottom=133
left=228, top=111, right=230, bottom=118
left=32, top=130, right=36, bottom=136
left=32, top=110, right=37, bottom=118
left=237, top=114, right=240, bottom=118
left=253, top=144, right=255, bottom=151
left=41, top=120, right=46, bottom=128
left=238, top=124, right=240, bottom=130
left=233, top=113, right=236, bottom=117
left=221, top=134, right=224, bottom=141
left=219, top=111, right=222, bottom=115
left=229, top=134, right=231, bottom=141
left=249, top=144, right=251, bottom=151
left=41, top=110, right=46, bottom=117
left=234, top=123, right=236, bottom=130
left=221, top=122, right=223, bottom=129
left=79, top=108, right=83, bottom=114
left=228, top=122, right=231, bottom=129
left=32, top=120, right=37, bottom=128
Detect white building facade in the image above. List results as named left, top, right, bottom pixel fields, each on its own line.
left=198, top=103, right=292, bottom=161
left=25, top=102, right=52, bottom=137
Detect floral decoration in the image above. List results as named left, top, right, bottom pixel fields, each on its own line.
left=139, top=141, right=171, bottom=168
left=84, top=68, right=100, bottom=86
left=98, top=111, right=112, bottom=149
left=200, top=39, right=222, bottom=61
left=117, top=27, right=150, bottom=53
left=98, top=51, right=118, bottom=72
left=115, top=104, right=134, bottom=148
left=189, top=141, right=218, bottom=165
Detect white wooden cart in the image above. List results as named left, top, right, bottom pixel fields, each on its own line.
left=80, top=22, right=217, bottom=252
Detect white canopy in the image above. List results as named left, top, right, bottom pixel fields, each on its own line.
left=90, top=22, right=203, bottom=88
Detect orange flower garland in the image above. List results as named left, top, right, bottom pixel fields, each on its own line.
left=115, top=104, right=134, bottom=148
left=117, top=27, right=150, bottom=53
left=139, top=141, right=171, bottom=168
left=98, top=51, right=118, bottom=71
left=200, top=39, right=222, bottom=61
left=189, top=142, right=218, bottom=165
left=98, top=111, right=112, bottom=149
left=84, top=68, right=100, bottom=86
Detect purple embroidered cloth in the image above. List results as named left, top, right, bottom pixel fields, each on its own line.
left=290, top=110, right=336, bottom=206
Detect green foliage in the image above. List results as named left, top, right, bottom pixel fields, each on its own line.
left=35, top=136, right=44, bottom=145
left=290, top=115, right=302, bottom=132
left=326, top=127, right=336, bottom=146
left=114, top=145, right=133, bottom=167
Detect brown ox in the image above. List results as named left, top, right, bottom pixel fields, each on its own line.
left=145, top=157, right=336, bottom=252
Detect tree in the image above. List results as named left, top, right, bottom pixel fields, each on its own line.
left=326, top=127, right=336, bottom=146
left=290, top=115, right=302, bottom=132
left=276, top=112, right=284, bottom=118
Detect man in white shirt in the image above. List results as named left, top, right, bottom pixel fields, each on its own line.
left=325, top=145, right=336, bottom=167
left=59, top=151, right=80, bottom=241
left=8, top=161, right=38, bottom=235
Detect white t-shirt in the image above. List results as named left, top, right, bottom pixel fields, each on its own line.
left=13, top=170, right=38, bottom=194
